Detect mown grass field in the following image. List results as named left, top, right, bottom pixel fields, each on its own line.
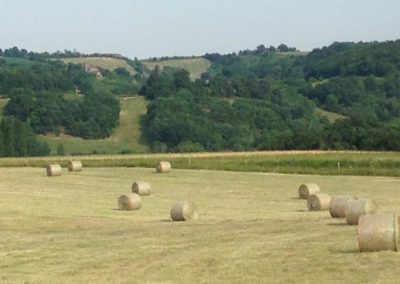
left=1, top=166, right=400, bottom=283
left=38, top=96, right=149, bottom=155
left=2, top=151, right=400, bottom=177
left=142, top=58, right=211, bottom=80
left=61, top=57, right=136, bottom=75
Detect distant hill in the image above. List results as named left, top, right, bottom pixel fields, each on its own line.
left=141, top=58, right=211, bottom=80
left=61, top=57, right=136, bottom=75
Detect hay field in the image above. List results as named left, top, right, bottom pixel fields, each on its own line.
left=142, top=58, right=211, bottom=80
left=38, top=96, right=149, bottom=155
left=1, top=167, right=400, bottom=283
left=61, top=57, right=136, bottom=75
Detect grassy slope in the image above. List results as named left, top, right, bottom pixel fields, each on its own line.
left=1, top=167, right=400, bottom=283
left=141, top=58, right=211, bottom=80
left=315, top=108, right=348, bottom=123
left=1, top=151, right=400, bottom=177
left=61, top=57, right=136, bottom=75
left=38, top=96, right=149, bottom=154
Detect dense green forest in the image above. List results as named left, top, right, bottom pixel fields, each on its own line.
left=140, top=40, right=400, bottom=152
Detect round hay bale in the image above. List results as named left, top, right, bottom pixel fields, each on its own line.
left=46, top=164, right=62, bottom=177
left=170, top=201, right=199, bottom=221
left=307, top=193, right=331, bottom=211
left=345, top=198, right=378, bottom=225
left=68, top=160, right=83, bottom=172
left=156, top=161, right=171, bottom=173
left=118, top=193, right=141, bottom=210
left=358, top=213, right=399, bottom=252
left=298, top=183, right=320, bottom=199
left=131, top=181, right=151, bottom=196
left=329, top=195, right=358, bottom=218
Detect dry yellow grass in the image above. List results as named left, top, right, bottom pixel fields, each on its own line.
left=61, top=57, right=136, bottom=75
left=1, top=167, right=400, bottom=282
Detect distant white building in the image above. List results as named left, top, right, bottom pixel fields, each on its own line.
left=83, top=63, right=102, bottom=78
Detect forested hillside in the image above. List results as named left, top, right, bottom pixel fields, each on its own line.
left=140, top=40, right=400, bottom=152
left=0, top=47, right=137, bottom=156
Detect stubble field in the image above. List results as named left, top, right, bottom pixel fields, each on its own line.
left=1, top=166, right=400, bottom=283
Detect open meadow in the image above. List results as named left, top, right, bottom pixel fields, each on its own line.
left=1, top=166, right=400, bottom=283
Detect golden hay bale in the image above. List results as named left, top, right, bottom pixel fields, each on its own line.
left=68, top=160, right=83, bottom=172
left=170, top=201, right=199, bottom=221
left=307, top=193, right=331, bottom=211
left=329, top=195, right=358, bottom=218
left=358, top=213, right=399, bottom=252
left=345, top=198, right=378, bottom=225
left=118, top=193, right=141, bottom=210
left=298, top=183, right=320, bottom=199
left=156, top=161, right=171, bottom=173
left=131, top=181, right=151, bottom=196
left=46, top=164, right=62, bottom=177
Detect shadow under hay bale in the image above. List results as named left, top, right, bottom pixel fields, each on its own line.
left=68, top=160, right=83, bottom=172
left=358, top=213, right=400, bottom=252
left=345, top=198, right=378, bottom=225
left=132, top=181, right=151, bottom=196
left=46, top=164, right=62, bottom=177
left=156, top=161, right=171, bottom=173
left=170, top=201, right=198, bottom=221
left=329, top=195, right=358, bottom=218
left=118, top=193, right=141, bottom=210
left=307, top=193, right=331, bottom=211
left=298, top=183, right=320, bottom=199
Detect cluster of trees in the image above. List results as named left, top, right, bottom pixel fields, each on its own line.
left=203, top=51, right=304, bottom=80
left=0, top=46, right=125, bottom=60
left=140, top=68, right=329, bottom=152
left=5, top=89, right=120, bottom=139
left=0, top=50, right=121, bottom=141
left=304, top=40, right=400, bottom=78
left=0, top=117, right=50, bottom=157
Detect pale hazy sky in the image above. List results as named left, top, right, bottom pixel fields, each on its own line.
left=0, top=0, right=399, bottom=59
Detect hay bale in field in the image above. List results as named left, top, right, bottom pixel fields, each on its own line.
left=298, top=183, right=320, bottom=199
left=131, top=181, right=151, bottom=196
left=46, top=164, right=62, bottom=177
left=307, top=193, right=331, bottom=211
left=329, top=195, right=358, bottom=218
left=118, top=193, right=141, bottom=210
left=358, top=213, right=399, bottom=252
left=156, top=161, right=171, bottom=173
left=345, top=198, right=378, bottom=225
left=68, top=160, right=83, bottom=172
left=170, top=201, right=198, bottom=221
